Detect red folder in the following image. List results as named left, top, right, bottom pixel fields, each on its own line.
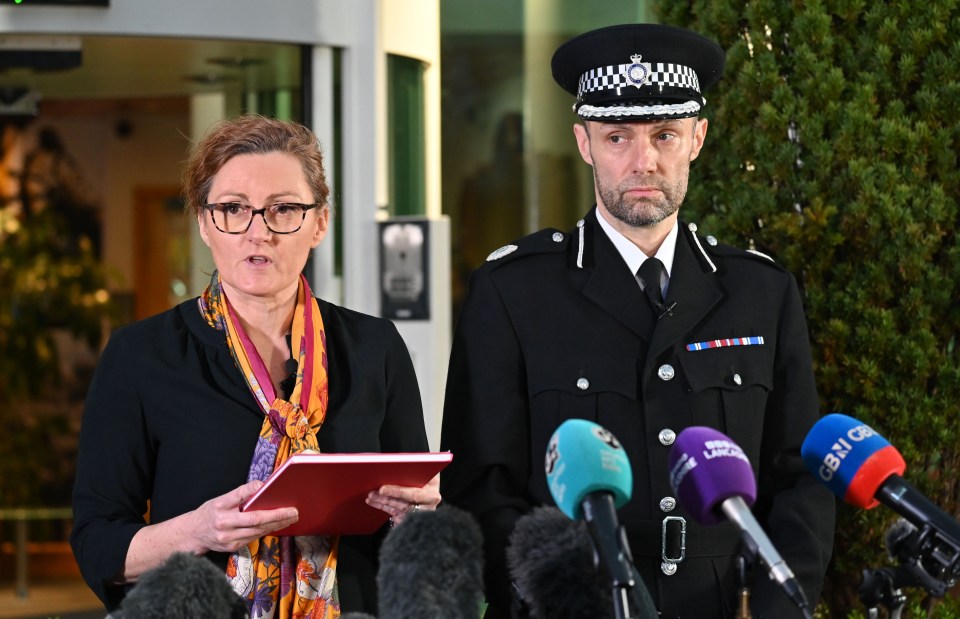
left=240, top=452, right=453, bottom=536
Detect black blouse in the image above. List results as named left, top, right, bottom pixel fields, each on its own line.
left=71, top=297, right=427, bottom=613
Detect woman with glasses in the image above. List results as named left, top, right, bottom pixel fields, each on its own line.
left=70, top=115, right=440, bottom=618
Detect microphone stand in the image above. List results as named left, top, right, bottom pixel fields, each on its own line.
left=858, top=566, right=907, bottom=619
left=876, top=479, right=960, bottom=593
left=735, top=554, right=753, bottom=619
left=582, top=494, right=646, bottom=619
left=602, top=531, right=645, bottom=619
left=611, top=583, right=643, bottom=619
left=859, top=521, right=960, bottom=617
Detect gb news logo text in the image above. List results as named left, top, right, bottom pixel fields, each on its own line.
left=816, top=423, right=877, bottom=481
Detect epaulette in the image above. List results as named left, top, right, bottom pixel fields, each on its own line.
left=683, top=222, right=786, bottom=273
left=746, top=248, right=775, bottom=262
left=483, top=227, right=570, bottom=267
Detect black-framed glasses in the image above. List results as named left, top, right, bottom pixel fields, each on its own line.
left=204, top=202, right=320, bottom=234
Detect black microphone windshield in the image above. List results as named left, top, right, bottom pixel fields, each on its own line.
left=112, top=552, right=249, bottom=619
left=377, top=505, right=484, bottom=619
left=507, top=506, right=614, bottom=619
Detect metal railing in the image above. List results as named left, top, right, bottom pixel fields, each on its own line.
left=0, top=507, right=73, bottom=598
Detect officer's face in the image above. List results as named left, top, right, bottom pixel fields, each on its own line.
left=574, top=117, right=707, bottom=230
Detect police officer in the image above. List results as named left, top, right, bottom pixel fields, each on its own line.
left=440, top=23, right=835, bottom=618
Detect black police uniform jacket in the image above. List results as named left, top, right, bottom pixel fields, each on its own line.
left=440, top=208, right=835, bottom=618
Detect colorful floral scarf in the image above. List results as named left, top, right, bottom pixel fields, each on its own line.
left=200, top=271, right=340, bottom=619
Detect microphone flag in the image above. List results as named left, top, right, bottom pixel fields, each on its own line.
left=667, top=425, right=756, bottom=525
left=800, top=413, right=906, bottom=509
left=545, top=418, right=632, bottom=520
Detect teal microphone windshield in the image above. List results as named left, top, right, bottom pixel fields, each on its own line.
left=545, top=419, right=633, bottom=519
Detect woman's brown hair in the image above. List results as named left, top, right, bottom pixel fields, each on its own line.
left=183, top=115, right=329, bottom=217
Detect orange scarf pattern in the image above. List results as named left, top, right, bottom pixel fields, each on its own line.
left=201, top=271, right=339, bottom=619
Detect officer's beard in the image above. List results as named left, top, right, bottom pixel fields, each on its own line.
left=595, top=169, right=687, bottom=229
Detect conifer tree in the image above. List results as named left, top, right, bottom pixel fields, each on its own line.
left=656, top=0, right=960, bottom=615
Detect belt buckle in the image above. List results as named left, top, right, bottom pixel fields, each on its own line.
left=660, top=515, right=686, bottom=575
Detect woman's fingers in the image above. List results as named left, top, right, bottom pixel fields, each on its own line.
left=193, top=482, right=299, bottom=552
left=368, top=473, right=443, bottom=525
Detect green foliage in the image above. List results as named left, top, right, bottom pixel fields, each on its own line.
left=656, top=0, right=960, bottom=616
left=0, top=401, right=75, bottom=507
left=0, top=207, right=113, bottom=400
left=0, top=206, right=114, bottom=507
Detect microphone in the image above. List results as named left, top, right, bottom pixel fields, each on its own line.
left=111, top=552, right=249, bottom=619
left=668, top=426, right=813, bottom=618
left=545, top=419, right=655, bottom=619
left=654, top=301, right=678, bottom=319
left=545, top=419, right=632, bottom=519
left=377, top=505, right=485, bottom=619
left=801, top=413, right=960, bottom=593
left=506, top=506, right=614, bottom=618
left=278, top=357, right=298, bottom=396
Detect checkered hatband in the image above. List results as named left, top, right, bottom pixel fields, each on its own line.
left=577, top=62, right=701, bottom=99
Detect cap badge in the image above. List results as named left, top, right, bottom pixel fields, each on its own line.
left=622, top=54, right=649, bottom=88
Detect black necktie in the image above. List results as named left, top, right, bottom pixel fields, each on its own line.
left=637, top=257, right=671, bottom=318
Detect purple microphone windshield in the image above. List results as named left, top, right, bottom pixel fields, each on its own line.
left=668, top=426, right=757, bottom=525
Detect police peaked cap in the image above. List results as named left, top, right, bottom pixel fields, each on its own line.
left=551, top=23, right=725, bottom=121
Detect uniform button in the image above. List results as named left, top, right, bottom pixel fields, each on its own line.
left=659, top=497, right=676, bottom=512
left=657, top=364, right=675, bottom=381
left=707, top=235, right=718, bottom=246
left=733, top=373, right=742, bottom=386
left=687, top=222, right=698, bottom=233
left=552, top=232, right=564, bottom=242
left=661, top=562, right=678, bottom=576
left=576, top=377, right=590, bottom=390
left=658, top=429, right=676, bottom=446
